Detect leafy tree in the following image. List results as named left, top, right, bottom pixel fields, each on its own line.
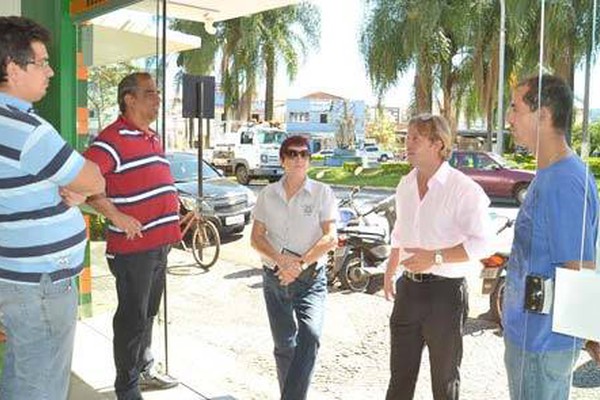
left=87, top=62, right=138, bottom=131
left=366, top=108, right=396, bottom=149
left=257, top=4, right=320, bottom=121
left=172, top=3, right=320, bottom=124
left=360, top=0, right=475, bottom=128
left=506, top=0, right=600, bottom=86
left=335, top=100, right=356, bottom=149
left=572, top=121, right=600, bottom=156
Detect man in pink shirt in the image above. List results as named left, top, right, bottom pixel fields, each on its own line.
left=383, top=114, right=493, bottom=400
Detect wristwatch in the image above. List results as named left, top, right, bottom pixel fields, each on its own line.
left=434, top=250, right=443, bottom=265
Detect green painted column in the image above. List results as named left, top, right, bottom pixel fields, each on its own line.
left=22, top=0, right=77, bottom=146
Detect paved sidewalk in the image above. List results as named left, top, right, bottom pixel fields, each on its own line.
left=69, top=319, right=207, bottom=400
left=68, top=244, right=213, bottom=400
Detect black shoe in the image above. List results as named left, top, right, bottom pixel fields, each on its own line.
left=138, top=371, right=179, bottom=391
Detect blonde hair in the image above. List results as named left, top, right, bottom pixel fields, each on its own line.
left=408, top=113, right=452, bottom=160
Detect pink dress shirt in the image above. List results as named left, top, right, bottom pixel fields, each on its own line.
left=390, top=161, right=493, bottom=278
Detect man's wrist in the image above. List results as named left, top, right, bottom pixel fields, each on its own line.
left=433, top=249, right=444, bottom=265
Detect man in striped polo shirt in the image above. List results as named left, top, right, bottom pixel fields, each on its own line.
left=84, top=72, right=182, bottom=400
left=0, top=16, right=105, bottom=400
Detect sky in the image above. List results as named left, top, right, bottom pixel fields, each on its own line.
left=277, top=0, right=600, bottom=109
left=276, top=0, right=413, bottom=109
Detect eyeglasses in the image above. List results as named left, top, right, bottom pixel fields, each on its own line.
left=26, top=58, right=51, bottom=69
left=139, top=89, right=161, bottom=97
left=284, top=149, right=310, bottom=159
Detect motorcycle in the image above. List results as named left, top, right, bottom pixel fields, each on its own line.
left=326, top=187, right=396, bottom=293
left=480, top=214, right=514, bottom=325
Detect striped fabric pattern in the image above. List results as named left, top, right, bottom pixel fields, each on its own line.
left=0, top=92, right=87, bottom=284
left=83, top=116, right=181, bottom=255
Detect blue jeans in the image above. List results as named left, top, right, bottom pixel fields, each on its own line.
left=0, top=274, right=78, bottom=400
left=262, top=266, right=327, bottom=400
left=504, top=338, right=580, bottom=400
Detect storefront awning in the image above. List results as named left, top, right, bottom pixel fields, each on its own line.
left=88, top=9, right=202, bottom=66
left=131, top=0, right=302, bottom=23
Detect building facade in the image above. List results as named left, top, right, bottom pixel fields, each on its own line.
left=285, top=92, right=366, bottom=152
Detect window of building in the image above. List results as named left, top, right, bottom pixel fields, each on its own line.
left=320, top=113, right=328, bottom=124
left=289, top=112, right=310, bottom=123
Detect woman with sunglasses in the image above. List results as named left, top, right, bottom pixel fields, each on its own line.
left=251, top=135, right=338, bottom=400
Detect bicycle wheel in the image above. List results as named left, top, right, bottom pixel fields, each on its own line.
left=192, top=220, right=220, bottom=269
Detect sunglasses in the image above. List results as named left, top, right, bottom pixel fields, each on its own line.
left=284, top=149, right=310, bottom=159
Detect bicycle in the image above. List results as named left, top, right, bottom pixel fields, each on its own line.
left=179, top=206, right=221, bottom=269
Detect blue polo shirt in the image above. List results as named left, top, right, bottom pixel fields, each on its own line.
left=0, top=92, right=86, bottom=283
left=503, top=155, right=598, bottom=352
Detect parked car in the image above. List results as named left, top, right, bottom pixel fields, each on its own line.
left=448, top=151, right=534, bottom=204
left=167, top=152, right=256, bottom=235
left=314, top=149, right=335, bottom=157
left=361, top=145, right=393, bottom=162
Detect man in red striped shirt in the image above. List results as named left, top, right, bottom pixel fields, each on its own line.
left=84, top=72, right=181, bottom=400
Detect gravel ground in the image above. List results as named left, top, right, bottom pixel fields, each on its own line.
left=88, top=229, right=600, bottom=400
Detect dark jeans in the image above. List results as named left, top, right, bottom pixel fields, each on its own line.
left=262, top=266, right=327, bottom=400
left=108, top=245, right=170, bottom=400
left=386, top=277, right=469, bottom=400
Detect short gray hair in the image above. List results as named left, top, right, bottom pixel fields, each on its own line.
left=117, top=72, right=151, bottom=113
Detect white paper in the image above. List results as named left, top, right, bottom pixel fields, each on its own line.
left=552, top=268, right=600, bottom=341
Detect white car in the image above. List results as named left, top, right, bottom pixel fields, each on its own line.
left=361, top=145, right=392, bottom=162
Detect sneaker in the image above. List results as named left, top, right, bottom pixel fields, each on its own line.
left=138, top=371, right=179, bottom=391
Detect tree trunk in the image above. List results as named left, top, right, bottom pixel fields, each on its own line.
left=414, top=55, right=432, bottom=113
left=264, top=46, right=275, bottom=122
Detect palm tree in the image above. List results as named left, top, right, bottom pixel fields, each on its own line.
left=172, top=17, right=259, bottom=122
left=360, top=0, right=473, bottom=128
left=505, top=0, right=600, bottom=143
left=506, top=0, right=600, bottom=87
left=173, top=4, right=320, bottom=125
left=256, top=4, right=320, bottom=121
left=360, top=0, right=430, bottom=112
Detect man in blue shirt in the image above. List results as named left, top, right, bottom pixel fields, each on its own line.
left=0, top=16, right=104, bottom=400
left=504, top=74, right=600, bottom=399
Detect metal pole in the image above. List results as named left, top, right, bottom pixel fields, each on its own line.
left=158, top=0, right=170, bottom=376
left=581, top=0, right=597, bottom=160
left=495, top=0, right=506, bottom=155
left=197, top=81, right=204, bottom=202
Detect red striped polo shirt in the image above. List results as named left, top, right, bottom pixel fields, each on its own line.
left=84, top=116, right=182, bottom=255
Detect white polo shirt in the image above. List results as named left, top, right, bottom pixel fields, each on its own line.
left=253, top=177, right=338, bottom=268
left=390, top=161, right=493, bottom=278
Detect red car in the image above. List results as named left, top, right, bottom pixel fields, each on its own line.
left=449, top=151, right=534, bottom=204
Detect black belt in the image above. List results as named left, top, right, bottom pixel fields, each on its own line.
left=403, top=271, right=449, bottom=283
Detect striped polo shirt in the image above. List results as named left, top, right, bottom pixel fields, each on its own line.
left=0, top=92, right=87, bottom=284
left=84, top=116, right=181, bottom=255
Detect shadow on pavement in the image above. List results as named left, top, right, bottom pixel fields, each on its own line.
left=223, top=268, right=262, bottom=280
left=248, top=282, right=264, bottom=289
left=464, top=317, right=501, bottom=336
left=69, top=373, right=114, bottom=399
left=573, top=360, right=600, bottom=388
left=220, top=233, right=244, bottom=245
left=167, top=264, right=210, bottom=276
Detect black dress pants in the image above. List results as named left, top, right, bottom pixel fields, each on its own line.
left=386, top=277, right=469, bottom=400
left=107, top=245, right=170, bottom=399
